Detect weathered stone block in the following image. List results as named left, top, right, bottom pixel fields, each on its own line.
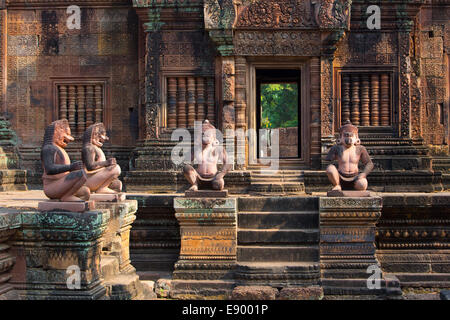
left=95, top=200, right=137, bottom=274
left=231, top=286, right=278, bottom=300
left=277, top=287, right=324, bottom=300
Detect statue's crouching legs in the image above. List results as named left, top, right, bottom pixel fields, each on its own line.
left=86, top=164, right=121, bottom=194
left=212, top=176, right=224, bottom=191
left=109, top=179, right=122, bottom=193
left=354, top=177, right=368, bottom=191
left=44, top=170, right=89, bottom=202
left=183, top=164, right=198, bottom=191
left=326, top=164, right=341, bottom=191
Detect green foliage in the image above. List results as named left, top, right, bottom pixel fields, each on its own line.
left=260, top=83, right=298, bottom=129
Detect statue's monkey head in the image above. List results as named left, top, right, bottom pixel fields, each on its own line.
left=337, top=120, right=360, bottom=148
left=44, top=119, right=74, bottom=148
left=84, top=123, right=108, bottom=147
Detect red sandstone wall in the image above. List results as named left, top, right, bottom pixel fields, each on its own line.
left=419, top=5, right=450, bottom=150
left=5, top=7, right=139, bottom=147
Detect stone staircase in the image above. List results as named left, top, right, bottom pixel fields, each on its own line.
left=236, top=196, right=320, bottom=287
left=100, top=254, right=156, bottom=300
left=249, top=170, right=305, bottom=193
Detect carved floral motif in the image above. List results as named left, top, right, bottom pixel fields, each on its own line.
left=234, top=0, right=316, bottom=29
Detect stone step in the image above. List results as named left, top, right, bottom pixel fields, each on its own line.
left=238, top=211, right=319, bottom=229
left=238, top=245, right=319, bottom=262
left=238, top=196, right=319, bottom=212
left=249, top=183, right=305, bottom=193
left=103, top=274, right=142, bottom=300
left=235, top=262, right=320, bottom=286
left=237, top=261, right=320, bottom=272
left=100, top=255, right=120, bottom=280
left=238, top=228, right=319, bottom=245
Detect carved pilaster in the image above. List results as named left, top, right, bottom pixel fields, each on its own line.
left=320, top=57, right=333, bottom=137
left=235, top=56, right=247, bottom=169
left=222, top=57, right=235, bottom=134
left=145, top=31, right=162, bottom=140
left=398, top=31, right=411, bottom=137
left=311, top=57, right=321, bottom=167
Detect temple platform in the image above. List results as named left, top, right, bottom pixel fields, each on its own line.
left=0, top=190, right=449, bottom=299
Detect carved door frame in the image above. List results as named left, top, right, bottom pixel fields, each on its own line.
left=247, top=58, right=311, bottom=168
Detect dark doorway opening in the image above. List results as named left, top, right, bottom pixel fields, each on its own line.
left=256, top=69, right=301, bottom=159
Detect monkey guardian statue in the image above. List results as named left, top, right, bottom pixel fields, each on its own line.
left=326, top=120, right=374, bottom=191
left=82, top=123, right=122, bottom=194
left=41, top=119, right=90, bottom=201
left=183, top=120, right=231, bottom=191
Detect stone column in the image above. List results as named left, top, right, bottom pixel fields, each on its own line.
left=171, top=197, right=237, bottom=298
left=11, top=209, right=110, bottom=300
left=221, top=57, right=236, bottom=171
left=319, top=196, right=401, bottom=298
left=95, top=200, right=137, bottom=274
left=0, top=210, right=20, bottom=299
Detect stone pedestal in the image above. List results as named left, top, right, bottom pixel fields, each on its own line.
left=0, top=210, right=20, bottom=299
left=319, top=197, right=401, bottom=298
left=95, top=200, right=137, bottom=274
left=171, top=197, right=237, bottom=299
left=0, top=116, right=27, bottom=191
left=11, top=209, right=110, bottom=300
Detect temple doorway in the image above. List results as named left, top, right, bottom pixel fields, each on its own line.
left=256, top=68, right=301, bottom=159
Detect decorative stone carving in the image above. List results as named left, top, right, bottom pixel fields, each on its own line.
left=16, top=209, right=110, bottom=300
left=234, top=31, right=321, bottom=56
left=234, top=0, right=316, bottom=29
left=325, top=121, right=374, bottom=194
left=82, top=123, right=122, bottom=197
left=319, top=196, right=400, bottom=297
left=172, top=197, right=237, bottom=281
left=313, top=0, right=351, bottom=30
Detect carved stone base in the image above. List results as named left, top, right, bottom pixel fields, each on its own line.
left=38, top=200, right=95, bottom=212
left=172, top=197, right=237, bottom=297
left=95, top=200, right=138, bottom=274
left=327, top=190, right=371, bottom=197
left=90, top=193, right=126, bottom=202
left=319, top=196, right=401, bottom=298
left=0, top=210, right=20, bottom=299
left=11, top=209, right=110, bottom=300
left=185, top=190, right=228, bottom=198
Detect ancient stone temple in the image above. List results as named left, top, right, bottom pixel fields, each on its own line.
left=0, top=0, right=449, bottom=300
